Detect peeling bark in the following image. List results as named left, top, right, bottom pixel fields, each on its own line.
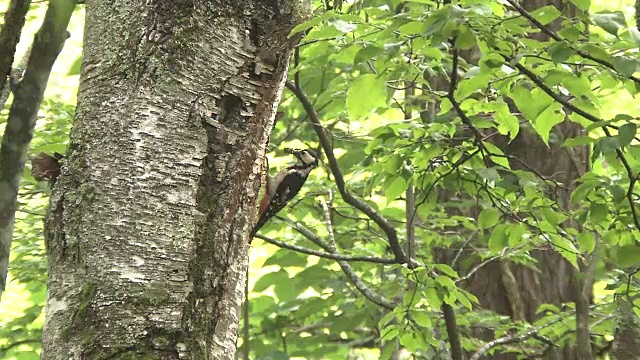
left=41, top=0, right=310, bottom=359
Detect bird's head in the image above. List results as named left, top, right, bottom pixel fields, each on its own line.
left=284, top=148, right=319, bottom=168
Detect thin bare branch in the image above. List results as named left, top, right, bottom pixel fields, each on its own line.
left=285, top=80, right=410, bottom=264
left=254, top=233, right=398, bottom=265
left=278, top=218, right=397, bottom=309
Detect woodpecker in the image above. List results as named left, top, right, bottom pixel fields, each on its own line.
left=250, top=148, right=319, bottom=240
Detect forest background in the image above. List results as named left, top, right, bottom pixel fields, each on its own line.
left=1, top=0, right=640, bottom=359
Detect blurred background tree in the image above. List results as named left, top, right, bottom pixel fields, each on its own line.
left=2, top=0, right=640, bottom=359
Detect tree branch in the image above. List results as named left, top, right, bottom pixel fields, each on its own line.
left=285, top=80, right=409, bottom=264
left=0, top=0, right=31, bottom=92
left=0, top=0, right=76, bottom=298
left=504, top=56, right=640, bottom=230
left=505, top=0, right=640, bottom=87
left=279, top=218, right=397, bottom=309
left=255, top=233, right=398, bottom=264
left=443, top=45, right=467, bottom=360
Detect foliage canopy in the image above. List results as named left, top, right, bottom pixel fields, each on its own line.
left=2, top=0, right=640, bottom=359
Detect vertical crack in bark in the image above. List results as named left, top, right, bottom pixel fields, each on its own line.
left=42, top=1, right=310, bottom=358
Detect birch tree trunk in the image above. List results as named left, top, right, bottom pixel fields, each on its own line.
left=41, top=1, right=310, bottom=359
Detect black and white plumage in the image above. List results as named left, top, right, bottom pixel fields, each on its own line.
left=250, top=148, right=318, bottom=240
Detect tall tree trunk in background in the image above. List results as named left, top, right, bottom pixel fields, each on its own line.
left=452, top=1, right=588, bottom=359
left=41, top=1, right=310, bottom=358
left=612, top=4, right=640, bottom=358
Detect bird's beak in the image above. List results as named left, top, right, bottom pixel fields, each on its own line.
left=284, top=148, right=302, bottom=157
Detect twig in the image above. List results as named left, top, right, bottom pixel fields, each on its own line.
left=0, top=338, right=41, bottom=353
left=505, top=57, right=640, bottom=229
left=242, top=268, right=250, bottom=360
left=504, top=0, right=640, bottom=86
left=285, top=80, right=410, bottom=264
left=254, top=233, right=398, bottom=264
left=442, top=42, right=465, bottom=360
left=279, top=218, right=396, bottom=309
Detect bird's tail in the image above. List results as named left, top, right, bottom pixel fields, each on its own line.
left=249, top=214, right=268, bottom=243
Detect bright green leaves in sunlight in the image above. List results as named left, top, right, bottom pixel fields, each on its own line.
left=478, top=208, right=500, bottom=230
left=346, top=74, right=388, bottom=120
left=570, top=0, right=590, bottom=12
left=530, top=5, right=562, bottom=25
left=509, top=86, right=564, bottom=144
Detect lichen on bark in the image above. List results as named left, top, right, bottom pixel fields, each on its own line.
left=42, top=1, right=311, bottom=359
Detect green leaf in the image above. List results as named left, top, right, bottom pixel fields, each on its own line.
left=455, top=289, right=473, bottom=310
left=548, top=43, right=575, bottom=63
left=455, top=73, right=491, bottom=100
left=455, top=27, right=477, bottom=50
left=274, top=277, right=297, bottom=302
left=506, top=224, right=526, bottom=247
left=577, top=232, right=596, bottom=254
left=610, top=185, right=626, bottom=203
left=412, top=311, right=432, bottom=328
left=434, top=264, right=459, bottom=278
left=67, top=55, right=83, bottom=75
left=253, top=270, right=289, bottom=292
left=532, top=102, right=565, bottom=145
left=495, top=101, right=520, bottom=141
left=629, top=27, right=640, bottom=46
left=511, top=87, right=553, bottom=124
left=354, top=45, right=384, bottom=65
left=478, top=208, right=501, bottom=229
left=571, top=182, right=594, bottom=204
left=618, top=123, right=637, bottom=147
left=611, top=56, right=639, bottom=77
left=435, top=275, right=456, bottom=289
left=549, top=235, right=579, bottom=269
left=616, top=245, right=640, bottom=268
left=289, top=11, right=335, bottom=36
left=400, top=333, right=420, bottom=352
left=346, top=74, right=388, bottom=119
left=379, top=311, right=396, bottom=328
left=530, top=5, right=561, bottom=25
left=563, top=136, right=596, bottom=147
left=488, top=224, right=509, bottom=251
left=592, top=11, right=626, bottom=36
left=380, top=325, right=399, bottom=341
left=330, top=19, right=357, bottom=33
left=561, top=75, right=591, bottom=97
left=424, top=287, right=442, bottom=308
left=537, top=303, right=560, bottom=314
left=384, top=176, right=407, bottom=201
left=484, top=142, right=511, bottom=169
left=589, top=202, right=609, bottom=224
left=570, top=0, right=590, bottom=11
left=542, top=207, right=566, bottom=226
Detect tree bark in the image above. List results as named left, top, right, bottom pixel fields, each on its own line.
left=611, top=297, right=640, bottom=360
left=0, top=0, right=31, bottom=92
left=41, top=0, right=310, bottom=359
left=0, top=0, right=74, bottom=300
